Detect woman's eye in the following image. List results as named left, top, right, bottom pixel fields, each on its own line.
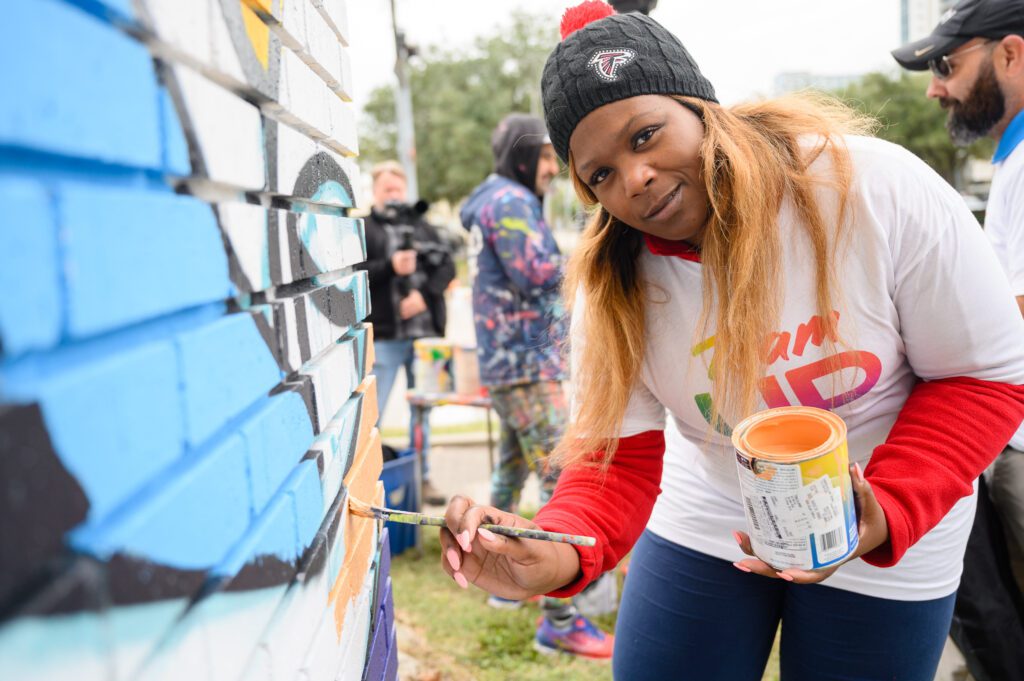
left=633, top=126, right=658, bottom=149
left=589, top=168, right=610, bottom=186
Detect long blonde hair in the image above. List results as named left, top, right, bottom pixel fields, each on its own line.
left=558, top=92, right=877, bottom=467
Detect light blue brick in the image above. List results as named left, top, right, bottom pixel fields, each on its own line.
left=286, top=460, right=324, bottom=552
left=176, top=313, right=282, bottom=448
left=0, top=1, right=161, bottom=168
left=62, top=0, right=136, bottom=24
left=0, top=177, right=61, bottom=356
left=59, top=183, right=230, bottom=338
left=157, top=86, right=191, bottom=176
left=4, top=339, right=184, bottom=521
left=215, top=488, right=297, bottom=578
left=72, top=434, right=250, bottom=569
left=241, top=392, right=315, bottom=516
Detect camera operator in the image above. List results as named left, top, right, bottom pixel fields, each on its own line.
left=358, top=161, right=455, bottom=505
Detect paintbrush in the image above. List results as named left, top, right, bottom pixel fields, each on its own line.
left=347, top=497, right=596, bottom=547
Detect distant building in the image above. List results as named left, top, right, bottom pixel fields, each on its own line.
left=773, top=72, right=863, bottom=96
left=900, top=0, right=958, bottom=44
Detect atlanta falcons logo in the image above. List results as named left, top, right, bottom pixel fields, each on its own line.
left=588, top=48, right=636, bottom=82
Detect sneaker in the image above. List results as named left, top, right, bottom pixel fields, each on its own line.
left=534, top=615, right=614, bottom=660
left=421, top=479, right=447, bottom=506
left=486, top=595, right=524, bottom=610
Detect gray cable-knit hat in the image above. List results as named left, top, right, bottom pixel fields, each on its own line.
left=541, top=2, right=718, bottom=162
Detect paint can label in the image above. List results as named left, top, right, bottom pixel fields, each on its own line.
left=412, top=337, right=453, bottom=394
left=732, top=407, right=859, bottom=570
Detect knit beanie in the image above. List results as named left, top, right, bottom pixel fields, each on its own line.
left=541, top=1, right=718, bottom=162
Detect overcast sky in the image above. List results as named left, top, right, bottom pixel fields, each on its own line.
left=347, top=0, right=907, bottom=110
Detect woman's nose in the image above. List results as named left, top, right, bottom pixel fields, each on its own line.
left=625, top=162, right=655, bottom=197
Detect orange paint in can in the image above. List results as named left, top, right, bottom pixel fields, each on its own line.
left=731, top=407, right=859, bottom=570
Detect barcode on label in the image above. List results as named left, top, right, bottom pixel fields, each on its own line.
left=745, top=498, right=761, bottom=532
left=816, top=528, right=843, bottom=555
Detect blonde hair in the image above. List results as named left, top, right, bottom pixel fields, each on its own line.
left=558, top=92, right=877, bottom=467
left=370, top=160, right=407, bottom=183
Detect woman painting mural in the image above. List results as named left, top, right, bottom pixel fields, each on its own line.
left=441, top=2, right=1024, bottom=678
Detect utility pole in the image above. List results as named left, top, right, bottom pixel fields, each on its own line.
left=390, top=0, right=419, bottom=201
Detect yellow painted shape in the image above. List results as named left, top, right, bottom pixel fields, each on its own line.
left=240, top=1, right=271, bottom=70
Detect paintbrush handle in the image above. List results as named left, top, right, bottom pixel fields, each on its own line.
left=370, top=506, right=596, bottom=547
left=479, top=523, right=597, bottom=547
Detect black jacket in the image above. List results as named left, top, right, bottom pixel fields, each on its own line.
left=357, top=207, right=455, bottom=340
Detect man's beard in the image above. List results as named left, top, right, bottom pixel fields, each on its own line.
left=941, top=61, right=1006, bottom=146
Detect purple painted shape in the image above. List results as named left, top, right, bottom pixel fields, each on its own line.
left=371, top=530, right=391, bottom=623
left=361, top=610, right=388, bottom=681
left=383, top=627, right=399, bottom=681
left=380, top=577, right=394, bottom=639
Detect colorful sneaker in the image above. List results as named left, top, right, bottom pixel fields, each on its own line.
left=486, top=595, right=524, bottom=610
left=534, top=615, right=614, bottom=660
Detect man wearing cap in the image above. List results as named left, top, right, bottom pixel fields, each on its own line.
left=893, top=1, right=1024, bottom=678
left=458, top=113, right=614, bottom=659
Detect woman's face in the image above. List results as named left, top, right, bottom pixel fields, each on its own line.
left=570, top=95, right=710, bottom=244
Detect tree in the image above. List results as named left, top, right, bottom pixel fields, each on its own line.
left=837, top=71, right=992, bottom=187
left=359, top=11, right=558, bottom=204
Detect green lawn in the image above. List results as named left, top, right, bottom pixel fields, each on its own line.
left=389, top=529, right=781, bottom=680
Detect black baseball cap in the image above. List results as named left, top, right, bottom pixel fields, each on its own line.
left=891, top=0, right=1024, bottom=70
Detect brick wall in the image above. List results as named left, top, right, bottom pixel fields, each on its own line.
left=0, top=1, right=396, bottom=679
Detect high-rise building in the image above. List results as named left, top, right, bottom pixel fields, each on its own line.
left=901, top=0, right=959, bottom=44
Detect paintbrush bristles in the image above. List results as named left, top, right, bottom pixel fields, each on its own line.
left=346, top=495, right=377, bottom=519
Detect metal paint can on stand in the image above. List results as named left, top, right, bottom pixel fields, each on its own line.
left=731, top=407, right=859, bottom=570
left=412, top=337, right=453, bottom=394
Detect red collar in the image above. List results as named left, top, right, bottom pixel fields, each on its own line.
left=643, top=234, right=702, bottom=262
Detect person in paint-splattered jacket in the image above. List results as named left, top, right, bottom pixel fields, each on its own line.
left=459, top=123, right=566, bottom=389
left=457, top=114, right=615, bottom=659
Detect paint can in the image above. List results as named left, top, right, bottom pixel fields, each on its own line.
left=453, top=344, right=482, bottom=397
left=412, top=338, right=453, bottom=394
left=731, top=407, right=859, bottom=570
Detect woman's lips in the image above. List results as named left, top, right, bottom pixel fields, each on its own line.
left=644, top=185, right=681, bottom=220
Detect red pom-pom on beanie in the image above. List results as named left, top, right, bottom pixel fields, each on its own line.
left=560, top=1, right=616, bottom=40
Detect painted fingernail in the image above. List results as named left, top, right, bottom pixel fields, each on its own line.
left=733, top=562, right=752, bottom=573
left=854, top=462, right=864, bottom=483
left=732, top=531, right=744, bottom=546
left=478, top=528, right=497, bottom=542
left=459, top=530, right=472, bottom=552
left=777, top=572, right=794, bottom=582
left=446, top=548, right=461, bottom=572
left=453, top=571, right=469, bottom=589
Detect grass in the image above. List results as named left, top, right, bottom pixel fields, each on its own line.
left=389, top=528, right=782, bottom=680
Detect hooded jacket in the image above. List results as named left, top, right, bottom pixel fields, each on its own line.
left=460, top=173, right=566, bottom=388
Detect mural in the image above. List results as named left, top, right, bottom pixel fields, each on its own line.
left=0, top=1, right=395, bottom=680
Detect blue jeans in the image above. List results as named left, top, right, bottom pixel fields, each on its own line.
left=373, top=339, right=432, bottom=478
left=614, top=530, right=956, bottom=681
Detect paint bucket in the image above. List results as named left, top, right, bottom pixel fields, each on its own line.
left=453, top=344, right=481, bottom=397
left=412, top=338, right=453, bottom=394
left=731, top=407, right=859, bottom=570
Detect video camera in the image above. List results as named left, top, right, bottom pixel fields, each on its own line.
left=379, top=200, right=449, bottom=270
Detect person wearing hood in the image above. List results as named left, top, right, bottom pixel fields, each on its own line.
left=458, top=114, right=614, bottom=659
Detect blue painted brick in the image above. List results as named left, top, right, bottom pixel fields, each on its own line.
left=0, top=177, right=61, bottom=356
left=59, top=183, right=230, bottom=338
left=157, top=86, right=191, bottom=176
left=0, top=1, right=162, bottom=169
left=73, top=434, right=250, bottom=569
left=176, top=313, right=282, bottom=448
left=215, top=482, right=297, bottom=578
left=242, top=392, right=315, bottom=515
left=62, top=0, right=137, bottom=25
left=1, top=339, right=184, bottom=521
left=286, top=460, right=324, bottom=553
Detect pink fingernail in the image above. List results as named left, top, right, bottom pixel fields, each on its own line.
left=446, top=548, right=461, bottom=572
left=459, top=530, right=472, bottom=552
left=778, top=572, right=794, bottom=582
left=478, top=528, right=496, bottom=542
left=453, top=571, right=469, bottom=589
left=733, top=562, right=752, bottom=573
left=732, top=531, right=744, bottom=546
left=854, top=462, right=864, bottom=483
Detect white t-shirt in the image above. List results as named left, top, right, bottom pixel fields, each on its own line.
left=594, top=135, right=1024, bottom=601
left=984, top=137, right=1024, bottom=450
